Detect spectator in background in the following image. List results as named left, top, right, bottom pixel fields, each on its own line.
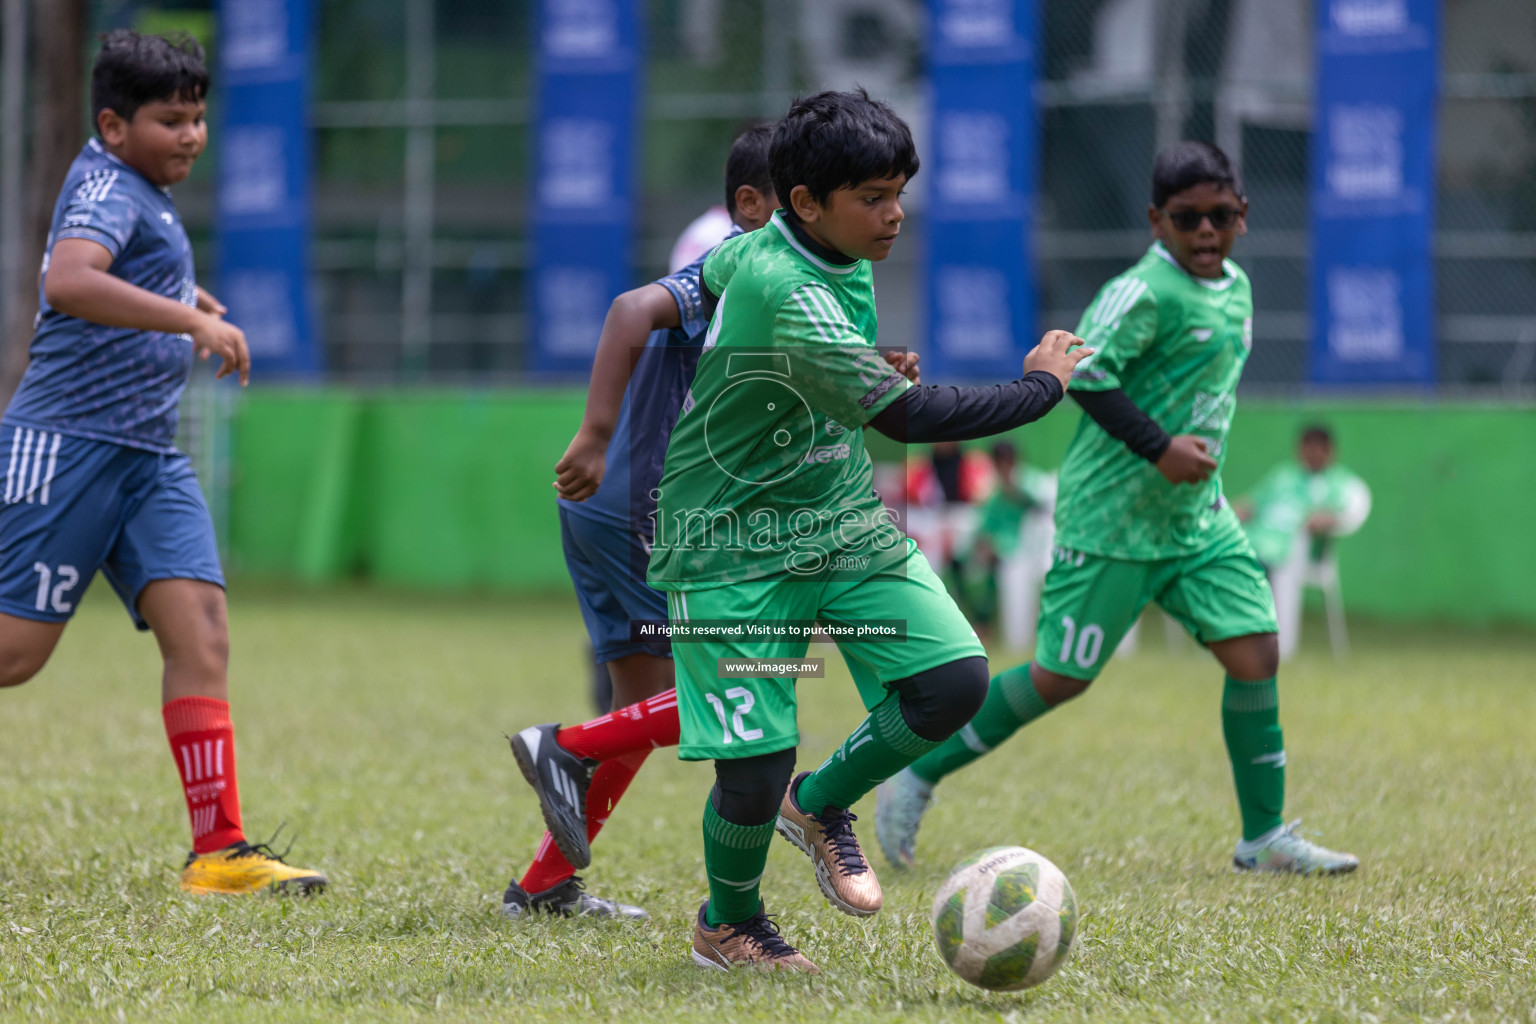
left=903, top=441, right=991, bottom=574
left=666, top=122, right=773, bottom=272
left=1237, top=425, right=1370, bottom=574
left=1238, top=425, right=1371, bottom=660
left=667, top=204, right=734, bottom=273
left=955, top=441, right=1043, bottom=635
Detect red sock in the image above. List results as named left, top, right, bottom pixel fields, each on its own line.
left=555, top=689, right=680, bottom=761
left=520, top=748, right=651, bottom=893
left=163, top=697, right=245, bottom=854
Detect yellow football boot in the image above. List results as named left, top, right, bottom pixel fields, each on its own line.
left=180, top=841, right=328, bottom=895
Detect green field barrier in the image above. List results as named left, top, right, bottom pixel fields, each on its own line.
left=229, top=390, right=1536, bottom=625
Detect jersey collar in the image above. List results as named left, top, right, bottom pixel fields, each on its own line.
left=1151, top=241, right=1237, bottom=291
left=772, top=212, right=859, bottom=275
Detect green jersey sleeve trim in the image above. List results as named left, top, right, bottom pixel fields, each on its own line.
left=772, top=284, right=910, bottom=427
left=1068, top=275, right=1159, bottom=393
left=780, top=282, right=864, bottom=345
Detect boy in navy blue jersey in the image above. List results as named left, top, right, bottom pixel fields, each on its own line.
left=0, top=31, right=324, bottom=895
left=502, top=125, right=786, bottom=921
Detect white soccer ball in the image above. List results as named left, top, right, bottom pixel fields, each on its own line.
left=930, top=845, right=1078, bottom=991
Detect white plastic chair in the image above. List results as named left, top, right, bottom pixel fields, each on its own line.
left=1274, top=478, right=1372, bottom=660
left=998, top=474, right=1057, bottom=654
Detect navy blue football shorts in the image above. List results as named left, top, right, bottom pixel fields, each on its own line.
left=0, top=427, right=224, bottom=630
left=559, top=503, right=670, bottom=663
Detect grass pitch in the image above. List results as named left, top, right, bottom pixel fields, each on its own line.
left=2, top=586, right=1533, bottom=1023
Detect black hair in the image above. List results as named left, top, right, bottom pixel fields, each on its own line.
left=1151, top=141, right=1244, bottom=207
left=725, top=122, right=776, bottom=217
left=991, top=440, right=1017, bottom=462
left=770, top=89, right=919, bottom=215
left=91, top=30, right=209, bottom=128
left=1300, top=424, right=1334, bottom=446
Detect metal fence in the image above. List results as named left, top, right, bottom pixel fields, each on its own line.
left=136, top=0, right=1536, bottom=390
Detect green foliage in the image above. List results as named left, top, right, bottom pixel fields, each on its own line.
left=1, top=589, right=1533, bottom=1022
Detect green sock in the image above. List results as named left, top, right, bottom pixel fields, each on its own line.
left=701, top=796, right=776, bottom=926
left=1222, top=674, right=1286, bottom=841
left=795, top=692, right=940, bottom=814
left=908, top=663, right=1054, bottom=785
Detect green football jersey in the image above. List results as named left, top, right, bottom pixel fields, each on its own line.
left=1055, top=242, right=1254, bottom=560
left=647, top=212, right=913, bottom=590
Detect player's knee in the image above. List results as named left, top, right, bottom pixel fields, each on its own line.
left=1243, top=633, right=1280, bottom=679
left=711, top=747, right=796, bottom=826
left=891, top=655, right=990, bottom=742
left=165, top=630, right=228, bottom=679
left=1216, top=632, right=1279, bottom=680
left=159, top=599, right=230, bottom=675
left=1029, top=663, right=1093, bottom=705
left=0, top=648, right=47, bottom=687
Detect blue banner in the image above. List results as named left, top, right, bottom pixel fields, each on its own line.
left=530, top=0, right=640, bottom=373
left=214, top=0, right=319, bottom=377
left=1308, top=0, right=1438, bottom=386
left=923, top=0, right=1037, bottom=381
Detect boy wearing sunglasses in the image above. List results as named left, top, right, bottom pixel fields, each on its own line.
left=877, top=141, right=1360, bottom=877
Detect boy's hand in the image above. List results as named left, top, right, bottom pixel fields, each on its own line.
left=1155, top=435, right=1217, bottom=484
left=1305, top=510, right=1340, bottom=535
left=883, top=350, right=920, bottom=384
left=554, top=427, right=609, bottom=502
left=195, top=286, right=227, bottom=318
left=189, top=313, right=251, bottom=386
left=1022, top=330, right=1093, bottom=390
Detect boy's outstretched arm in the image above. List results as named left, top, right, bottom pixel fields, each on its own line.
left=45, top=237, right=250, bottom=384
left=554, top=284, right=683, bottom=502
left=868, top=330, right=1091, bottom=443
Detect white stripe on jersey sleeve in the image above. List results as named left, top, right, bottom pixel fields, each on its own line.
left=1090, top=278, right=1128, bottom=327
left=785, top=283, right=863, bottom=346
left=1094, top=277, right=1147, bottom=330
left=1109, top=280, right=1148, bottom=327
left=797, top=283, right=856, bottom=330
left=92, top=170, right=118, bottom=203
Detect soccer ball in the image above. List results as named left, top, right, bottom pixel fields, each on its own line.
left=930, top=845, right=1078, bottom=991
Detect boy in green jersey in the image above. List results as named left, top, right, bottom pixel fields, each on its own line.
left=877, top=142, right=1360, bottom=878
left=1238, top=425, right=1371, bottom=659
left=1238, top=425, right=1371, bottom=573
left=649, top=90, right=1090, bottom=972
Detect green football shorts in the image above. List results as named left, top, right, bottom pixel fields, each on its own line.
left=1035, top=531, right=1277, bottom=681
left=667, top=541, right=986, bottom=760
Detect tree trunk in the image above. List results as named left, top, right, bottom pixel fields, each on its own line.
left=1, top=0, right=86, bottom=402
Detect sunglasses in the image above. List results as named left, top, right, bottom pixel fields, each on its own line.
left=1161, top=206, right=1242, bottom=232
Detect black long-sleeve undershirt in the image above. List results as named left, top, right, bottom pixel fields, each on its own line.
left=867, top=371, right=1064, bottom=443
left=1070, top=387, right=1171, bottom=463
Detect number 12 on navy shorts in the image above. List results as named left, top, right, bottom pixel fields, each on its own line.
left=0, top=428, right=224, bottom=629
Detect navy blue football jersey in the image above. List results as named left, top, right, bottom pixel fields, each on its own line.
left=559, top=225, right=740, bottom=532
left=4, top=139, right=199, bottom=453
